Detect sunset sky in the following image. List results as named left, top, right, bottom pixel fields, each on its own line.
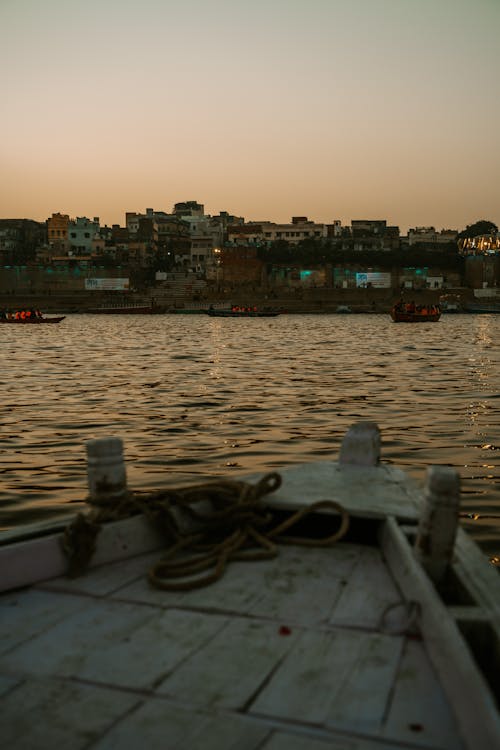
left=1, top=0, right=499, bottom=233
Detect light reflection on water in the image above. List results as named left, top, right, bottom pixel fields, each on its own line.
left=1, top=313, right=499, bottom=561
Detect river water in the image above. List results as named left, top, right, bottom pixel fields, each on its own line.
left=1, top=313, right=499, bottom=564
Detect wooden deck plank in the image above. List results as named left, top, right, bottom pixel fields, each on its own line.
left=1, top=601, right=227, bottom=690
left=262, top=730, right=411, bottom=750
left=156, top=616, right=299, bottom=709
left=383, top=640, right=464, bottom=750
left=245, top=545, right=360, bottom=626
left=330, top=546, right=403, bottom=629
left=39, top=551, right=159, bottom=597
left=0, top=676, right=139, bottom=749
left=323, top=633, right=404, bottom=734
left=263, top=463, right=422, bottom=521
left=0, top=673, right=21, bottom=698
left=91, top=698, right=270, bottom=750
left=112, top=545, right=360, bottom=627
left=0, top=588, right=88, bottom=656
left=251, top=628, right=401, bottom=730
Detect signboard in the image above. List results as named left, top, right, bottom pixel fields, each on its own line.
left=355, top=272, right=391, bottom=288
left=85, top=278, right=129, bottom=291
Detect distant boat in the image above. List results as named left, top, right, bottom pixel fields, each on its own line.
left=0, top=316, right=65, bottom=325
left=171, top=301, right=232, bottom=314
left=336, top=305, right=352, bottom=314
left=206, top=307, right=282, bottom=318
left=390, top=306, right=441, bottom=322
left=465, top=303, right=500, bottom=314
left=87, top=303, right=153, bottom=314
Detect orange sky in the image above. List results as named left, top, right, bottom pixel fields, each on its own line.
left=1, top=0, right=499, bottom=233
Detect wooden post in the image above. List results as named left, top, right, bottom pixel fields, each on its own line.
left=339, top=421, right=380, bottom=466
left=414, top=466, right=460, bottom=584
left=86, top=437, right=128, bottom=506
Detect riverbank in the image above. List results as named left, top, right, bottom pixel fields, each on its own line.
left=0, top=286, right=473, bottom=314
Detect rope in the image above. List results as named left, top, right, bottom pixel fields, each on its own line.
left=62, top=471, right=350, bottom=589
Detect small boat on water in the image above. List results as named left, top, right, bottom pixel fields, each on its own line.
left=0, top=315, right=65, bottom=324
left=391, top=306, right=441, bottom=323
left=87, top=303, right=153, bottom=314
left=465, top=303, right=500, bottom=314
left=206, top=306, right=282, bottom=318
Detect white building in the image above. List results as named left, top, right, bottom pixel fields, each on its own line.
left=68, top=217, right=100, bottom=255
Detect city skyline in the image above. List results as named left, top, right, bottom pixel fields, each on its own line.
left=1, top=0, right=499, bottom=234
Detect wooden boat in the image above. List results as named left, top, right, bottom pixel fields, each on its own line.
left=171, top=301, right=233, bottom=314
left=465, top=303, right=500, bottom=314
left=391, top=307, right=441, bottom=322
left=0, top=315, right=65, bottom=324
left=1, top=422, right=499, bottom=748
left=87, top=304, right=153, bottom=314
left=206, top=308, right=281, bottom=318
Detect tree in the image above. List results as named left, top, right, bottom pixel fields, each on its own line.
left=457, top=220, right=498, bottom=240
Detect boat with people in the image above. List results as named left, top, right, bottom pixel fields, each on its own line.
left=0, top=308, right=65, bottom=324
left=391, top=300, right=441, bottom=322
left=0, top=316, right=65, bottom=324
left=0, top=422, right=499, bottom=748
left=206, top=305, right=282, bottom=318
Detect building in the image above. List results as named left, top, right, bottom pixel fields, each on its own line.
left=47, top=213, right=70, bottom=253
left=68, top=217, right=100, bottom=256
left=227, top=217, right=333, bottom=247
left=408, top=227, right=458, bottom=247
left=351, top=220, right=400, bottom=251
left=0, top=219, right=47, bottom=264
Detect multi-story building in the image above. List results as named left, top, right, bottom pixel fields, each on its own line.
left=227, top=217, right=333, bottom=246
left=47, top=213, right=70, bottom=253
left=351, top=220, right=400, bottom=251
left=0, top=219, right=47, bottom=264
left=408, top=227, right=458, bottom=247
left=68, top=217, right=100, bottom=255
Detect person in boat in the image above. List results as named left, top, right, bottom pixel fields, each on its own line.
left=405, top=301, right=416, bottom=313
left=0, top=309, right=6, bottom=319
left=36, top=309, right=43, bottom=318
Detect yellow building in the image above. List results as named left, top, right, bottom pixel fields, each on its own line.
left=47, top=212, right=70, bottom=252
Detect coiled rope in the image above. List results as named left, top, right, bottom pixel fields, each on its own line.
left=62, top=471, right=350, bottom=590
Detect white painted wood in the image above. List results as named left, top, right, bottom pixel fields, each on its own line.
left=323, top=633, right=404, bottom=734
left=112, top=544, right=361, bottom=626
left=0, top=674, right=22, bottom=698
left=92, top=699, right=270, bottom=750
left=2, top=600, right=226, bottom=691
left=246, top=545, right=361, bottom=626
left=262, top=732, right=402, bottom=750
left=251, top=628, right=401, bottom=730
left=261, top=462, right=422, bottom=521
left=0, top=589, right=88, bottom=656
left=39, top=551, right=159, bottom=597
left=0, top=515, right=164, bottom=593
left=414, top=466, right=460, bottom=584
left=0, top=676, right=139, bottom=749
left=330, top=546, right=404, bottom=630
left=383, top=639, right=464, bottom=749
left=339, top=421, right=381, bottom=466
left=156, top=616, right=299, bottom=708
left=86, top=436, right=128, bottom=504
left=381, top=515, right=500, bottom=749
